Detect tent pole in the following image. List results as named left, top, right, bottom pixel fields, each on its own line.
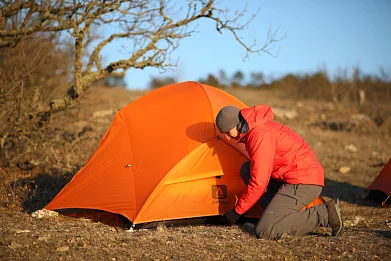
left=381, top=195, right=390, bottom=208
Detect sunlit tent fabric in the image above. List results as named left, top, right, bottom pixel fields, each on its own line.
left=366, top=158, right=391, bottom=206
left=45, top=81, right=324, bottom=227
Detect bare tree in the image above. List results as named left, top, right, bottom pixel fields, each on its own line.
left=1, top=0, right=281, bottom=119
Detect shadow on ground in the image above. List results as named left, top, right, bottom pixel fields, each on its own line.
left=373, top=229, right=391, bottom=240
left=321, top=178, right=388, bottom=207
left=10, top=169, right=386, bottom=230
left=18, top=169, right=76, bottom=213
left=348, top=228, right=391, bottom=240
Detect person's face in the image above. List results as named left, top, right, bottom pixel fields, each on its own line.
left=224, top=126, right=240, bottom=140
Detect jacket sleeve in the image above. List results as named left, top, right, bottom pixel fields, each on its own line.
left=234, top=128, right=277, bottom=215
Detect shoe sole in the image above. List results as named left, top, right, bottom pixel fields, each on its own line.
left=333, top=198, right=344, bottom=236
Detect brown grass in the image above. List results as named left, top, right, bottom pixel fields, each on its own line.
left=1, top=86, right=390, bottom=261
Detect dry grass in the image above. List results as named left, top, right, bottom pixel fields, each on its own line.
left=1, top=85, right=390, bottom=261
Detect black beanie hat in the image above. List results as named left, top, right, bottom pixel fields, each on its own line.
left=215, top=106, right=241, bottom=133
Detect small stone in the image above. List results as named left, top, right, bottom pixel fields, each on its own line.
left=16, top=229, right=30, bottom=234
left=31, top=209, right=59, bottom=219
left=10, top=241, right=22, bottom=249
left=38, top=236, right=50, bottom=242
left=344, top=216, right=364, bottom=227
left=345, top=144, right=357, bottom=152
left=339, top=167, right=351, bottom=174
left=272, top=108, right=298, bottom=120
left=56, top=246, right=70, bottom=252
left=29, top=160, right=41, bottom=166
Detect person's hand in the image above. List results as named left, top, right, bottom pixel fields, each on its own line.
left=221, top=209, right=241, bottom=226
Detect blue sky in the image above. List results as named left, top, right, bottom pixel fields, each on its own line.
left=103, top=0, right=391, bottom=89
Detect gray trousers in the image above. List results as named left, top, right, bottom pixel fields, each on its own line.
left=240, top=161, right=329, bottom=239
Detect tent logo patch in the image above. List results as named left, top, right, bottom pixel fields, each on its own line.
left=212, top=185, right=228, bottom=204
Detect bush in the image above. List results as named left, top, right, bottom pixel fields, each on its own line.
left=0, top=35, right=71, bottom=167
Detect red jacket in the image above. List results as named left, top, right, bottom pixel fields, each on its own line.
left=234, top=105, right=324, bottom=215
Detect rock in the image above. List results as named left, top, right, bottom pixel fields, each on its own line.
left=344, top=216, right=364, bottom=227
left=31, top=209, right=59, bottom=219
left=386, top=220, right=391, bottom=228
left=10, top=241, right=22, bottom=249
left=29, top=160, right=41, bottom=166
left=345, top=144, right=357, bottom=152
left=272, top=108, right=298, bottom=120
left=16, top=229, right=31, bottom=234
left=56, top=246, right=70, bottom=252
left=339, top=167, right=351, bottom=174
left=38, top=236, right=50, bottom=242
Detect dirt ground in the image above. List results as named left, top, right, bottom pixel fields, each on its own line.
left=1, top=85, right=390, bottom=261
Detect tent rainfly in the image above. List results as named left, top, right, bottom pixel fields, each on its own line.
left=45, top=81, right=325, bottom=228
left=366, top=158, right=391, bottom=207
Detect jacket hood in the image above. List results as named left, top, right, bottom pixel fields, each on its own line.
left=240, top=105, right=274, bottom=129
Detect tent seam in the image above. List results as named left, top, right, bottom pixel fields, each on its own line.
left=197, top=82, right=217, bottom=137
left=195, top=82, right=249, bottom=160
left=119, top=110, right=137, bottom=220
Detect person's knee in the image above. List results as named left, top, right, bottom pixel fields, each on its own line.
left=255, top=226, right=277, bottom=240
left=255, top=223, right=282, bottom=240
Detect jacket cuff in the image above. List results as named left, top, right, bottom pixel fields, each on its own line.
left=234, top=206, right=245, bottom=216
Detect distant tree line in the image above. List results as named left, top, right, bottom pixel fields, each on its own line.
left=148, top=67, right=391, bottom=105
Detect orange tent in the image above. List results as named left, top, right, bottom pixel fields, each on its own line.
left=45, top=81, right=324, bottom=227
left=367, top=158, right=391, bottom=206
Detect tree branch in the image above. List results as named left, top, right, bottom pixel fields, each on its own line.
left=1, top=0, right=282, bottom=121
